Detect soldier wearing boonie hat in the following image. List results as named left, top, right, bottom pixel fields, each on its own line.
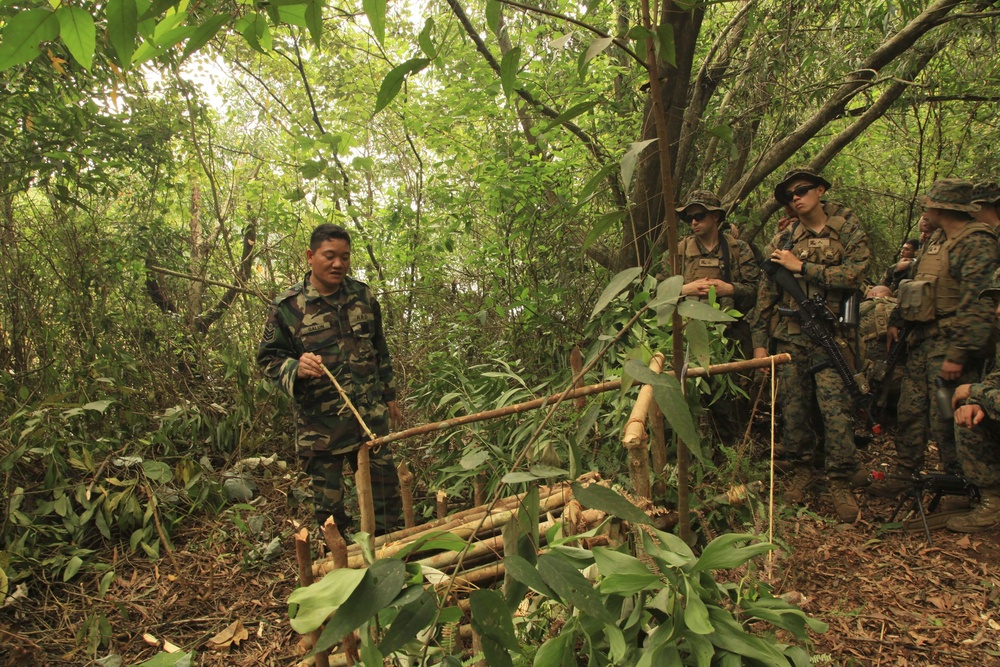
left=947, top=266, right=1000, bottom=532
left=666, top=189, right=761, bottom=444
left=873, top=178, right=998, bottom=500
left=971, top=180, right=1000, bottom=230
left=753, top=165, right=870, bottom=523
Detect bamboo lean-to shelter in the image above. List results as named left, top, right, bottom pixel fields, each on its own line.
left=294, top=353, right=792, bottom=666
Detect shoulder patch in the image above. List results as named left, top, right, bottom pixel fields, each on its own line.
left=262, top=321, right=275, bottom=343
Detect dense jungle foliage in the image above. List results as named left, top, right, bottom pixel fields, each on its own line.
left=1, top=0, right=999, bottom=664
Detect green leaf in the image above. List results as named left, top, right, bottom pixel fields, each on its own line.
left=485, top=0, right=501, bottom=36
left=500, top=46, right=520, bottom=100
left=134, top=652, right=194, bottom=667
left=0, top=9, right=59, bottom=71
left=460, top=450, right=489, bottom=469
left=142, top=460, right=173, bottom=483
left=691, top=533, right=774, bottom=573
left=363, top=0, right=386, bottom=44
left=240, top=13, right=271, bottom=53
left=391, top=531, right=468, bottom=560
left=583, top=35, right=613, bottom=65
left=533, top=631, right=572, bottom=667
left=180, top=13, right=229, bottom=62
left=707, top=606, right=789, bottom=665
left=656, top=21, right=675, bottom=66
left=537, top=553, right=614, bottom=623
left=640, top=525, right=696, bottom=568
left=577, top=162, right=618, bottom=207
left=683, top=579, right=714, bottom=634
left=593, top=547, right=660, bottom=595
left=501, top=470, right=544, bottom=484
left=106, top=0, right=137, bottom=66
left=56, top=6, right=95, bottom=69
left=503, top=554, right=556, bottom=598
left=590, top=266, right=641, bottom=319
left=686, top=319, right=711, bottom=372
left=82, top=400, right=113, bottom=413
left=417, top=17, right=436, bottom=58
left=684, top=632, right=716, bottom=667
left=621, top=139, right=657, bottom=192
left=470, top=589, right=521, bottom=654
left=63, top=555, right=83, bottom=581
left=678, top=299, right=735, bottom=322
left=377, top=589, right=436, bottom=654
left=287, top=567, right=366, bottom=633
left=570, top=481, right=652, bottom=526
left=277, top=5, right=307, bottom=27
left=542, top=100, right=597, bottom=133
left=313, top=559, right=406, bottom=652
left=623, top=358, right=668, bottom=389
left=652, top=380, right=703, bottom=462
left=305, top=0, right=323, bottom=47
left=708, top=124, right=734, bottom=143
left=99, top=570, right=116, bottom=598
left=374, top=57, right=430, bottom=115
left=606, top=623, right=628, bottom=664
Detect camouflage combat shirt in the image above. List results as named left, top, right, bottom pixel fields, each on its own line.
left=751, top=201, right=870, bottom=349
left=257, top=273, right=397, bottom=456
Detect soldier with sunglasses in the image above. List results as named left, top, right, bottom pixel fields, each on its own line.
left=666, top=190, right=761, bottom=444
left=751, top=167, right=871, bottom=523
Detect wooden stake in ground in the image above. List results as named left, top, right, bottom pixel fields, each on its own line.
left=294, top=528, right=331, bottom=667
left=321, top=519, right=358, bottom=666
left=622, top=353, right=666, bottom=499
left=397, top=460, right=416, bottom=529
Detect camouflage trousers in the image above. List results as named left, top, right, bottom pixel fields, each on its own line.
left=773, top=339, right=859, bottom=480
left=955, top=417, right=1000, bottom=488
left=894, top=335, right=980, bottom=473
left=303, top=446, right=402, bottom=535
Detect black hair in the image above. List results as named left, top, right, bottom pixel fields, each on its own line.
left=310, top=224, right=351, bottom=251
left=904, top=238, right=920, bottom=250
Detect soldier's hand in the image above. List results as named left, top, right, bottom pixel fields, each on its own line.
left=682, top=278, right=712, bottom=297
left=707, top=279, right=734, bottom=297
left=769, top=249, right=803, bottom=273
left=939, top=360, right=963, bottom=381
left=387, top=400, right=403, bottom=430
left=952, top=383, right=973, bottom=410
left=296, top=352, right=325, bottom=379
left=886, top=326, right=899, bottom=353
left=753, top=347, right=770, bottom=374
left=954, top=404, right=985, bottom=429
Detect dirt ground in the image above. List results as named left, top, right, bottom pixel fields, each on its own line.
left=1, top=436, right=999, bottom=667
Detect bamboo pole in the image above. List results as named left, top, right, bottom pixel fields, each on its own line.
left=648, top=403, right=668, bottom=499
left=473, top=472, right=487, bottom=507
left=398, top=460, right=416, bottom=529
left=320, top=519, right=358, bottom=666
left=436, top=489, right=449, bottom=520
left=294, top=528, right=330, bottom=667
left=622, top=354, right=666, bottom=499
left=367, top=355, right=790, bottom=450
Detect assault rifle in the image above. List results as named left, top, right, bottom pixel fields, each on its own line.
left=762, top=260, right=882, bottom=435
left=879, top=471, right=980, bottom=544
left=863, top=322, right=912, bottom=424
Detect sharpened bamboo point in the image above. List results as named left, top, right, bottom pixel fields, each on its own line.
left=320, top=519, right=357, bottom=665
left=621, top=353, right=665, bottom=500
left=294, top=528, right=330, bottom=667
left=436, top=488, right=448, bottom=520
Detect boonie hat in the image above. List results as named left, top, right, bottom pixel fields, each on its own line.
left=980, top=267, right=1000, bottom=300
left=675, top=189, right=726, bottom=221
left=972, top=180, right=1000, bottom=205
left=920, top=178, right=981, bottom=213
left=773, top=167, right=832, bottom=203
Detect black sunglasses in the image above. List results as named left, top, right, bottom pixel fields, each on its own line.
left=682, top=211, right=712, bottom=223
left=777, top=183, right=819, bottom=204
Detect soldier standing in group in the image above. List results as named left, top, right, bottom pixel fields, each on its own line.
left=946, top=268, right=1000, bottom=533
left=258, top=223, right=403, bottom=534
left=752, top=168, right=871, bottom=523
left=670, top=190, right=761, bottom=443
left=872, top=179, right=998, bottom=498
left=971, top=181, right=1000, bottom=230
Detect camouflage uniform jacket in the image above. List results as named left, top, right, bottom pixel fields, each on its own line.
left=889, top=227, right=998, bottom=365
left=966, top=370, right=1000, bottom=421
left=751, top=202, right=870, bottom=349
left=673, top=233, right=761, bottom=315
left=257, top=273, right=397, bottom=456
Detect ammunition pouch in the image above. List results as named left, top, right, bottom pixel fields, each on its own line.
left=897, top=278, right=937, bottom=322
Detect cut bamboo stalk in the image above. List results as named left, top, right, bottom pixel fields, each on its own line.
left=473, top=472, right=487, bottom=507
left=397, top=461, right=416, bottom=529
left=436, top=489, right=448, bottom=520
left=648, top=402, right=668, bottom=499
left=294, top=528, right=330, bottom=667
left=570, top=345, right=586, bottom=409
left=355, top=445, right=376, bottom=537
left=622, top=354, right=666, bottom=500
left=321, top=519, right=358, bottom=666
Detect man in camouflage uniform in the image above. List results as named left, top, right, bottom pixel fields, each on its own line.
left=972, top=181, right=1000, bottom=230
left=752, top=167, right=870, bottom=523
left=946, top=268, right=1000, bottom=532
left=859, top=285, right=902, bottom=421
left=872, top=179, right=998, bottom=498
left=669, top=190, right=761, bottom=443
left=257, top=223, right=403, bottom=534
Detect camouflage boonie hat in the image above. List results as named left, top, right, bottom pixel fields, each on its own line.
left=980, top=267, right=1000, bottom=300
left=773, top=167, right=832, bottom=203
left=972, top=180, right=1000, bottom=205
left=920, top=178, right=981, bottom=212
left=676, top=189, right=726, bottom=221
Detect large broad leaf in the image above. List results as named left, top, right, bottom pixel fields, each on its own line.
left=691, top=533, right=775, bottom=573
left=536, top=553, right=614, bottom=623
left=180, top=13, right=230, bottom=62
left=56, top=6, right=95, bottom=69
left=417, top=17, right=436, bottom=58
left=683, top=578, right=713, bottom=635
left=500, top=46, right=519, bottom=99
left=640, top=526, right=695, bottom=569
left=0, top=9, right=59, bottom=71
left=485, top=0, right=501, bottom=35
left=583, top=211, right=624, bottom=251
left=287, top=567, right=366, bottom=633
left=362, top=0, right=386, bottom=44
left=623, top=358, right=667, bottom=389
left=593, top=547, right=660, bottom=595
left=374, top=58, right=430, bottom=115
left=570, top=481, right=652, bottom=526
left=621, top=139, right=656, bottom=192
left=686, top=319, right=711, bottom=374
left=313, top=559, right=407, bottom=651
left=678, top=299, right=735, bottom=322
left=542, top=100, right=597, bottom=134
left=682, top=632, right=715, bottom=667
left=503, top=554, right=556, bottom=598
left=590, top=266, right=641, bottom=319
left=106, top=0, right=138, bottom=66
left=305, top=0, right=323, bottom=47
left=391, top=530, right=468, bottom=560
left=706, top=606, right=790, bottom=665
left=532, top=630, right=573, bottom=667
left=470, top=589, right=521, bottom=654
left=377, top=589, right=437, bottom=654
left=134, top=652, right=193, bottom=667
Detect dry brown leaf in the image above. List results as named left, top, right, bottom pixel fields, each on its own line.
left=956, top=535, right=972, bottom=549
left=927, top=596, right=946, bottom=610
left=206, top=619, right=249, bottom=651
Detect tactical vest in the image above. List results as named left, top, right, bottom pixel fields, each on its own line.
left=899, top=222, right=995, bottom=321
left=681, top=233, right=740, bottom=282
left=782, top=216, right=848, bottom=314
